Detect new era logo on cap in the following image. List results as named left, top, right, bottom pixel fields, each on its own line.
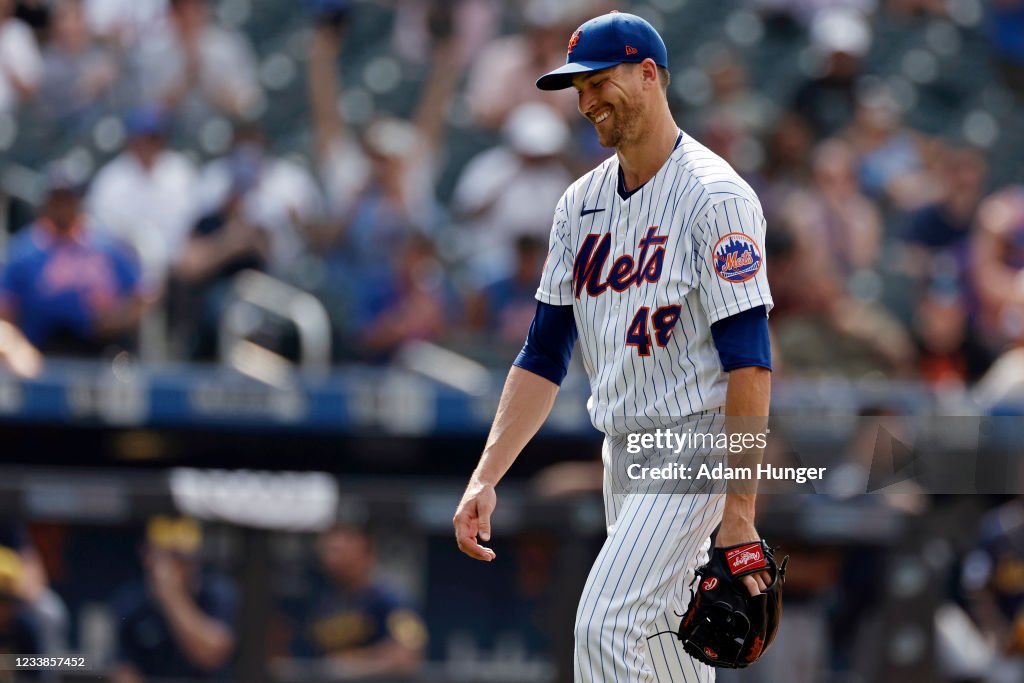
left=536, top=12, right=669, bottom=91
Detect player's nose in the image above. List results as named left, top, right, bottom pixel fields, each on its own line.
left=578, top=89, right=595, bottom=117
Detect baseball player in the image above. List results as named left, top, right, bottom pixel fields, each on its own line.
left=453, top=12, right=774, bottom=682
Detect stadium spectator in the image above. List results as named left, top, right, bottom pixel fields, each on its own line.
left=912, top=288, right=992, bottom=387
left=970, top=186, right=1024, bottom=348
left=132, top=0, right=261, bottom=127
left=463, top=0, right=585, bottom=130
left=355, top=235, right=452, bottom=361
left=451, top=102, right=572, bottom=281
left=753, top=112, right=814, bottom=226
left=988, top=0, right=1024, bottom=95
left=768, top=206, right=915, bottom=377
left=790, top=8, right=870, bottom=139
left=306, top=10, right=458, bottom=336
left=464, top=234, right=547, bottom=355
left=843, top=85, right=939, bottom=211
left=390, top=0, right=498, bottom=67
left=962, top=497, right=1024, bottom=682
left=86, top=106, right=199, bottom=287
left=302, top=524, right=426, bottom=677
left=691, top=49, right=776, bottom=173
left=195, top=125, right=322, bottom=280
left=173, top=152, right=270, bottom=360
left=0, top=523, right=68, bottom=658
left=0, top=166, right=146, bottom=357
left=82, top=0, right=166, bottom=47
left=39, top=0, right=119, bottom=129
left=0, top=545, right=42, bottom=669
left=111, top=516, right=237, bottom=683
left=780, top=138, right=882, bottom=279
left=901, top=145, right=987, bottom=281
left=0, top=0, right=42, bottom=113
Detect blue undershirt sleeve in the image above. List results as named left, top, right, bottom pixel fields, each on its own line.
left=709, top=305, right=772, bottom=372
left=513, top=301, right=578, bottom=385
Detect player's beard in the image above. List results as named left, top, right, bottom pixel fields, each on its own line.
left=596, top=97, right=646, bottom=149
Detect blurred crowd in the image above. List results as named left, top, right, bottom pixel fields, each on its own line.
left=0, top=0, right=1022, bottom=397
left=0, top=516, right=428, bottom=682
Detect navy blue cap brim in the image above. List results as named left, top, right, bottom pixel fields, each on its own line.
left=536, top=60, right=624, bottom=91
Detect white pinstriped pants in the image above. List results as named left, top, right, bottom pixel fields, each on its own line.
left=574, top=425, right=726, bottom=683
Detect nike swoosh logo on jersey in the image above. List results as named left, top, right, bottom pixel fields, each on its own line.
left=581, top=206, right=606, bottom=216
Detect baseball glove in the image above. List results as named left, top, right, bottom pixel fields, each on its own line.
left=675, top=540, right=788, bottom=668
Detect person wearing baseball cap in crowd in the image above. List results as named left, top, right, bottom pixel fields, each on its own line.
left=110, top=516, right=238, bottom=683
left=0, top=545, right=42, bottom=678
left=0, top=161, right=146, bottom=359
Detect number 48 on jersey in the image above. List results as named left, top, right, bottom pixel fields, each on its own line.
left=626, top=305, right=682, bottom=356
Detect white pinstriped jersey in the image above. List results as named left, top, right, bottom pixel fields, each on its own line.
left=536, top=131, right=773, bottom=436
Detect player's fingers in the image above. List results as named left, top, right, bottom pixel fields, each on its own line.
left=453, top=507, right=495, bottom=561
left=456, top=532, right=495, bottom=561
left=740, top=575, right=760, bottom=596
left=477, top=511, right=492, bottom=542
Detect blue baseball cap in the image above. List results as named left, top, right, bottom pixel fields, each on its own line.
left=125, top=105, right=168, bottom=138
left=536, top=12, right=669, bottom=91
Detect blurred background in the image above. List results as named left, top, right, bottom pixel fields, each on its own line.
left=1, top=0, right=1024, bottom=680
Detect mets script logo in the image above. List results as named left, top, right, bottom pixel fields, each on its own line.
left=712, top=232, right=761, bottom=283
left=701, top=577, right=718, bottom=591
left=568, top=29, right=581, bottom=54
left=573, top=226, right=667, bottom=299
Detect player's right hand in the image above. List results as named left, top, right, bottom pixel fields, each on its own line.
left=453, top=480, right=497, bottom=561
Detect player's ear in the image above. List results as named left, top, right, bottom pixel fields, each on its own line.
left=640, top=59, right=659, bottom=88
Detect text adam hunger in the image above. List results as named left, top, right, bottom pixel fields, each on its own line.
left=626, top=462, right=827, bottom=485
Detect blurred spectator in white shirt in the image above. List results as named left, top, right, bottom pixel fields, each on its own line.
left=133, top=0, right=262, bottom=128
left=0, top=0, right=42, bottom=113
left=451, top=102, right=573, bottom=282
left=464, top=0, right=593, bottom=129
left=87, top=106, right=199, bottom=288
left=307, top=12, right=457, bottom=274
left=40, top=0, right=119, bottom=129
left=196, top=125, right=323, bottom=279
left=83, top=0, right=166, bottom=47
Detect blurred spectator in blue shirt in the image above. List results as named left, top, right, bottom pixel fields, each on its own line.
left=465, top=235, right=547, bottom=355
left=355, top=235, right=453, bottom=362
left=111, top=516, right=237, bottom=683
left=989, top=0, right=1024, bottom=95
left=0, top=167, right=146, bottom=357
left=844, top=86, right=939, bottom=211
left=302, top=524, right=426, bottom=678
left=901, top=145, right=987, bottom=281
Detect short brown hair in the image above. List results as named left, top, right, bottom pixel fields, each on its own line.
left=657, top=66, right=671, bottom=93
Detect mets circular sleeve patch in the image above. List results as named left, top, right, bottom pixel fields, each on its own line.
left=712, top=232, right=762, bottom=283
